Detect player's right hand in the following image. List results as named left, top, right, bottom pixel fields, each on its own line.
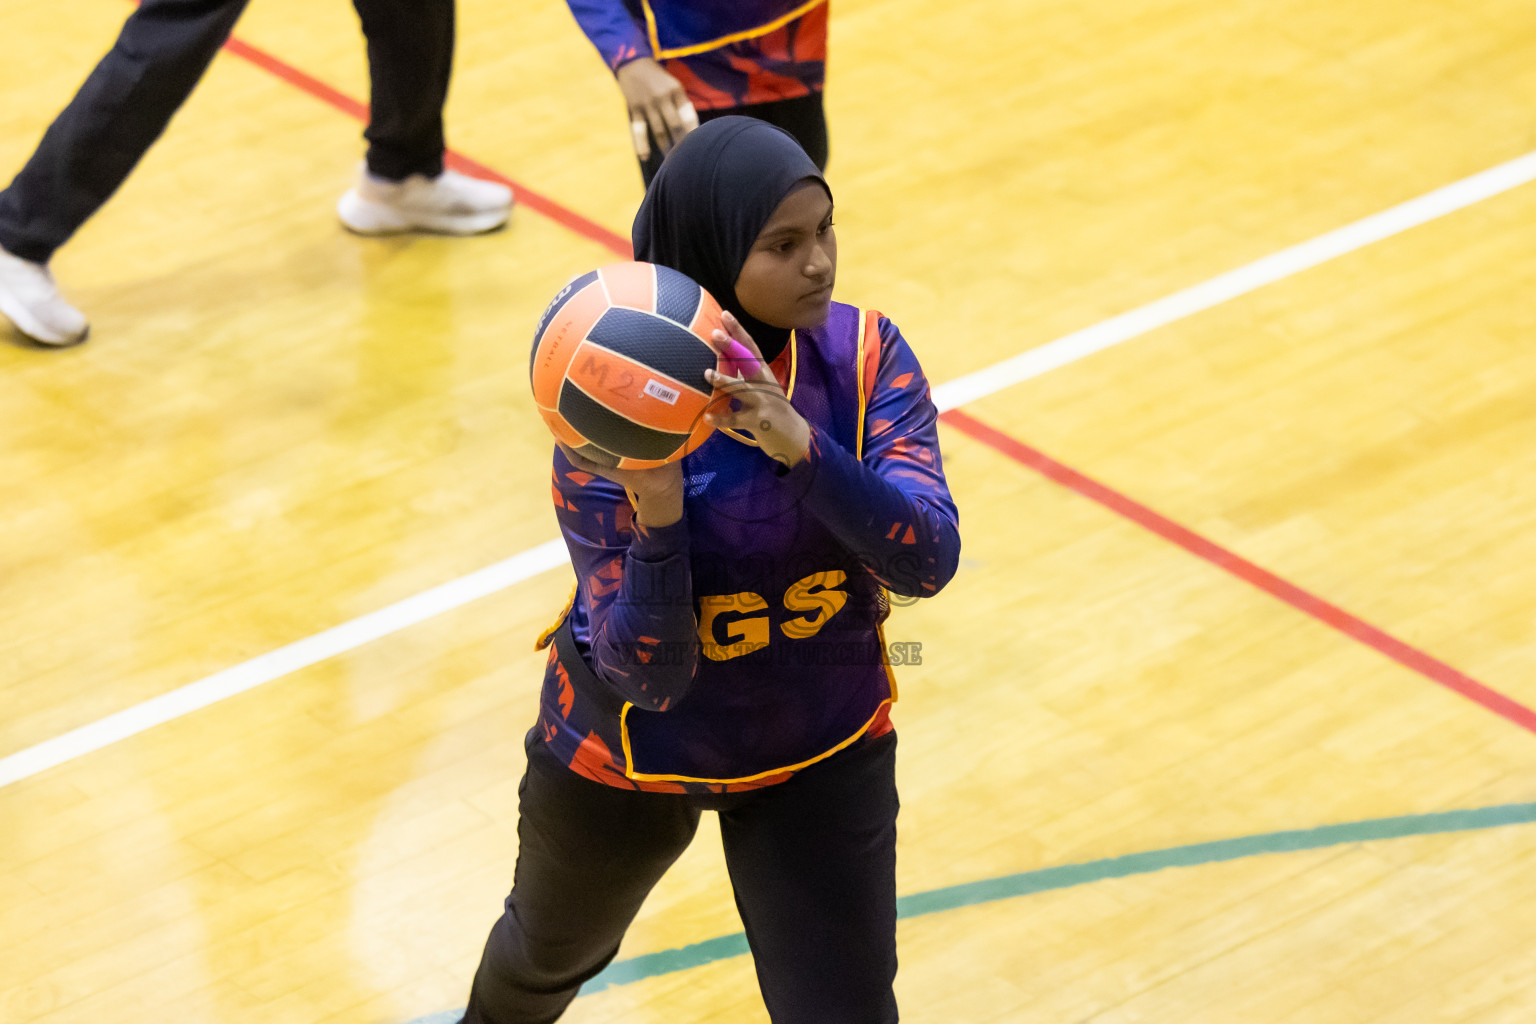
left=557, top=442, right=686, bottom=528
left=615, top=57, right=699, bottom=161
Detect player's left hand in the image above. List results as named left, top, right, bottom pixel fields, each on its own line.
left=703, top=310, right=812, bottom=470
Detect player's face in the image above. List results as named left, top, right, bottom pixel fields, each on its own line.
left=735, top=182, right=837, bottom=330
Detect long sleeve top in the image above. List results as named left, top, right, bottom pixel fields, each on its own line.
left=538, top=305, right=958, bottom=790
left=565, top=0, right=829, bottom=109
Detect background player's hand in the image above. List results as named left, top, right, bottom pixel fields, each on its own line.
left=615, top=58, right=699, bottom=161
left=703, top=311, right=812, bottom=470
left=557, top=442, right=685, bottom=528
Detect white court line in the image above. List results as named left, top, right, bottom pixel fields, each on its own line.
left=930, top=149, right=1536, bottom=411
left=0, top=541, right=570, bottom=788
left=4, top=149, right=1536, bottom=791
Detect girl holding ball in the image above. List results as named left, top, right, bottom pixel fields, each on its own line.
left=460, top=116, right=959, bottom=1024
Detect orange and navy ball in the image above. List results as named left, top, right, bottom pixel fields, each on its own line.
left=530, top=261, right=723, bottom=469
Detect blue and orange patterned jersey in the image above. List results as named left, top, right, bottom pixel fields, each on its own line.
left=566, top=0, right=827, bottom=109
left=534, top=302, right=960, bottom=794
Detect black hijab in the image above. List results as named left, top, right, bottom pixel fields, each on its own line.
left=632, top=116, right=830, bottom=363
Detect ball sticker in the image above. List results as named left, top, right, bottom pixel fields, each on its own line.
left=644, top=379, right=682, bottom=405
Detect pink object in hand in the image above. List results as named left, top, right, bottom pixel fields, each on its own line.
left=719, top=339, right=761, bottom=378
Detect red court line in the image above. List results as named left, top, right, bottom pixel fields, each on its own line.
left=939, top=407, right=1536, bottom=736
left=218, top=34, right=633, bottom=258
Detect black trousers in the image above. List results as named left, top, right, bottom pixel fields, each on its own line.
left=462, top=729, right=899, bottom=1024
left=639, top=91, right=829, bottom=187
left=0, top=0, right=454, bottom=264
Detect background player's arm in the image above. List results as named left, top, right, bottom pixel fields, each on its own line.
left=551, top=446, right=699, bottom=709
left=565, top=0, right=651, bottom=71
left=565, top=0, right=698, bottom=159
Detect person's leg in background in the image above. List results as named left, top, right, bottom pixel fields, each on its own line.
left=339, top=0, right=513, bottom=235
left=635, top=92, right=829, bottom=188
left=637, top=91, right=828, bottom=189
left=717, top=732, right=900, bottom=1024
left=460, top=738, right=702, bottom=1024
left=0, top=0, right=251, bottom=346
left=734, top=91, right=827, bottom=172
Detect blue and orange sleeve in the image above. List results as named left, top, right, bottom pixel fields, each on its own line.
left=785, top=317, right=961, bottom=597
left=565, top=0, right=653, bottom=72
left=566, top=0, right=825, bottom=105
left=551, top=448, right=699, bottom=709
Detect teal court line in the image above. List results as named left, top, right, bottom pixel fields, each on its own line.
left=406, top=801, right=1536, bottom=1022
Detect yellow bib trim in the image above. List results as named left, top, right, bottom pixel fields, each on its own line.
left=642, top=0, right=828, bottom=61
left=618, top=623, right=899, bottom=784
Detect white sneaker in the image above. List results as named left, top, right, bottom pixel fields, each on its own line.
left=0, top=247, right=89, bottom=347
left=337, top=165, right=513, bottom=236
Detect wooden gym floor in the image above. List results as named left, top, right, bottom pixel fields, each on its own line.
left=2, top=0, right=1535, bottom=1020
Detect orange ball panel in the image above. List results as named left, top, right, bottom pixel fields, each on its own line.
left=598, top=261, right=658, bottom=312
left=530, top=283, right=608, bottom=408
left=536, top=406, right=589, bottom=449
left=688, top=287, right=725, bottom=343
